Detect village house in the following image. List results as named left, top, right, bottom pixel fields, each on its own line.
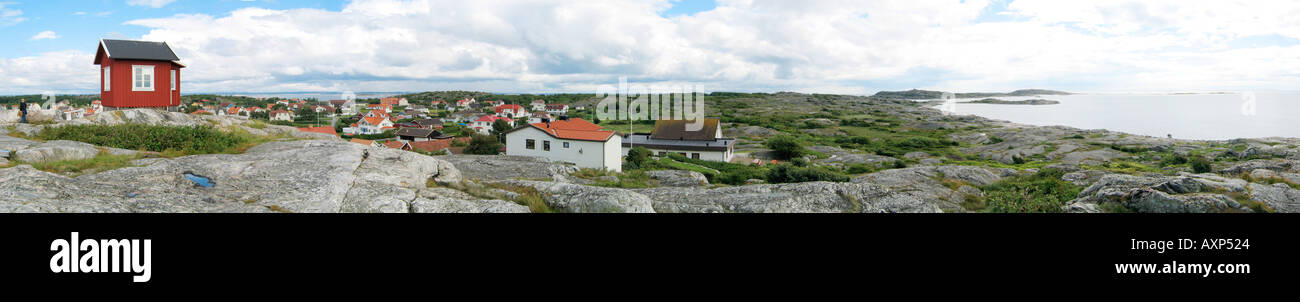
left=494, top=104, right=528, bottom=119
left=409, top=139, right=453, bottom=154
left=94, top=39, right=185, bottom=111
left=394, top=127, right=446, bottom=142
left=622, top=118, right=735, bottom=162
left=528, top=111, right=553, bottom=124
left=366, top=103, right=392, bottom=113
left=471, top=115, right=513, bottom=135
left=345, top=116, right=394, bottom=135
left=530, top=99, right=547, bottom=111
left=380, top=97, right=409, bottom=107
left=412, top=118, right=443, bottom=129
left=545, top=104, right=569, bottom=115
left=270, top=109, right=295, bottom=122
left=456, top=98, right=476, bottom=108
left=505, top=117, right=622, bottom=172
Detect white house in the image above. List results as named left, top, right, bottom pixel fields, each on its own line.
left=494, top=104, right=529, bottom=119
left=506, top=118, right=622, bottom=172
left=545, top=104, right=569, bottom=115
left=530, top=99, right=547, bottom=111
left=528, top=111, right=553, bottom=124
left=622, top=118, right=735, bottom=162
left=471, top=115, right=514, bottom=135
left=344, top=116, right=394, bottom=135
left=270, top=110, right=295, bottom=122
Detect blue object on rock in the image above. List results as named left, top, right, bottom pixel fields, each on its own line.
left=183, top=171, right=215, bottom=188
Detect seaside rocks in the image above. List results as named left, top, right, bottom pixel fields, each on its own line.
left=440, top=155, right=578, bottom=182
left=1060, top=149, right=1129, bottom=165
left=1062, top=173, right=1269, bottom=213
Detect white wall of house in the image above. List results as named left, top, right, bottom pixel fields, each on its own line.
left=506, top=127, right=622, bottom=172
left=621, top=146, right=732, bottom=162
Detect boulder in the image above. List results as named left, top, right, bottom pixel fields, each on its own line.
left=12, top=140, right=102, bottom=163
left=1060, top=149, right=1128, bottom=165
left=440, top=155, right=578, bottom=182
left=645, top=170, right=709, bottom=187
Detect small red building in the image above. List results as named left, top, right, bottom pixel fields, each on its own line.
left=94, top=39, right=185, bottom=111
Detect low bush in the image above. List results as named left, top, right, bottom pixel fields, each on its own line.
left=972, top=169, right=1082, bottom=213
left=765, top=164, right=850, bottom=183
left=36, top=124, right=250, bottom=155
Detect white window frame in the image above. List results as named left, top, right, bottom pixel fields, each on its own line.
left=170, top=69, right=177, bottom=91
left=103, top=67, right=111, bottom=91
left=132, top=65, right=154, bottom=92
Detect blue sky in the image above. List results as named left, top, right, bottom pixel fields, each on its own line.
left=2, top=0, right=1299, bottom=95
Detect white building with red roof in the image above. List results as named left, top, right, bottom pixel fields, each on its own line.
left=505, top=118, right=621, bottom=172
left=494, top=104, right=528, bottom=119
left=471, top=115, right=514, bottom=135
left=344, top=116, right=394, bottom=135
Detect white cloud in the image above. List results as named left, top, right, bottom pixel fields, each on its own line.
left=4, top=0, right=1300, bottom=94
left=0, top=2, right=26, bottom=26
left=30, top=30, right=58, bottom=40
left=127, top=0, right=177, bottom=8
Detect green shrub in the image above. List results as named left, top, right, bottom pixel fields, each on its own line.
left=765, top=164, right=850, bottom=184
left=36, top=124, right=250, bottom=155
left=974, top=169, right=1082, bottom=213
left=765, top=135, right=806, bottom=160
left=1159, top=154, right=1188, bottom=167
left=1190, top=157, right=1213, bottom=173
left=463, top=134, right=503, bottom=155
left=624, top=146, right=652, bottom=170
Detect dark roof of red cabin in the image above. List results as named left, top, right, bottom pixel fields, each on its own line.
left=96, top=39, right=181, bottom=63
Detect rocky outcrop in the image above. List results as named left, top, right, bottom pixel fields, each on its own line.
left=499, top=180, right=655, bottom=213
left=848, top=165, right=1005, bottom=212
left=644, top=170, right=709, bottom=187
left=636, top=181, right=938, bottom=213
left=0, top=140, right=473, bottom=213
left=11, top=140, right=125, bottom=163
left=724, top=125, right=781, bottom=138
left=410, top=188, right=529, bottom=213
left=440, top=155, right=579, bottom=182
left=1063, top=173, right=1259, bottom=213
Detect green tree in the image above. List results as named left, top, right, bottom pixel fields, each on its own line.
left=625, top=146, right=652, bottom=170
left=765, top=135, right=806, bottom=160
left=491, top=119, right=513, bottom=142
left=464, top=134, right=503, bottom=155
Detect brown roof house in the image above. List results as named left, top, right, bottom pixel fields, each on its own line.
left=623, top=118, right=735, bottom=162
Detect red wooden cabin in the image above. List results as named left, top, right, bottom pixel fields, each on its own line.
left=94, top=39, right=185, bottom=111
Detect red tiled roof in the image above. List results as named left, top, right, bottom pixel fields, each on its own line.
left=350, top=138, right=374, bottom=146
left=409, top=139, right=452, bottom=153
left=526, top=118, right=614, bottom=141
left=297, top=126, right=338, bottom=136
left=475, top=115, right=513, bottom=123
left=361, top=116, right=388, bottom=126
left=383, top=140, right=408, bottom=149
left=494, top=104, right=524, bottom=113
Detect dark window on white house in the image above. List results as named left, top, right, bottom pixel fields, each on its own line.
left=543, top=140, right=551, bottom=151
left=563, top=142, right=570, bottom=148
left=526, top=139, right=535, bottom=150
left=692, top=153, right=700, bottom=159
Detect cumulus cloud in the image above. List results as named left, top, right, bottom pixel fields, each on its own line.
left=3, top=0, right=1300, bottom=94
left=126, top=0, right=177, bottom=8
left=30, top=30, right=58, bottom=40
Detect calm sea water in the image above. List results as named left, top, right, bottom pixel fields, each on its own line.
left=933, top=92, right=1300, bottom=140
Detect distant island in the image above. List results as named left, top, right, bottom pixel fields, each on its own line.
left=960, top=98, right=1060, bottom=105
left=871, top=89, right=1071, bottom=100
